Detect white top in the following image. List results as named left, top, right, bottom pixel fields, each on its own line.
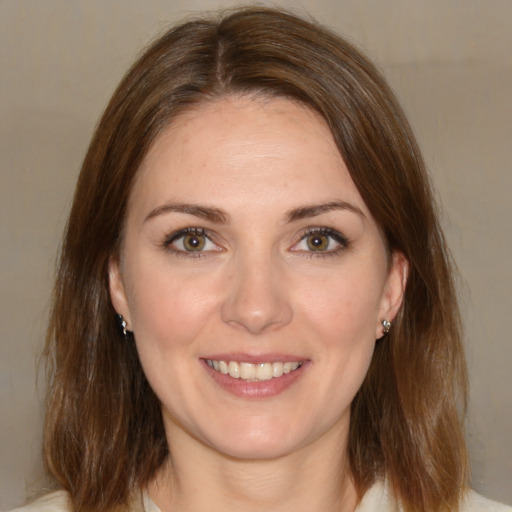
left=11, top=481, right=512, bottom=512
left=357, top=480, right=512, bottom=512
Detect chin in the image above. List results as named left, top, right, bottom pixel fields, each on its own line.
left=208, top=436, right=298, bottom=461
left=198, top=416, right=315, bottom=461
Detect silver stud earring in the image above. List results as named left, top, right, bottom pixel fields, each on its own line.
left=382, top=319, right=391, bottom=334
left=116, top=313, right=130, bottom=337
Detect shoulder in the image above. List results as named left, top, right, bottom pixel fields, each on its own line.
left=9, top=491, right=71, bottom=512
left=9, top=491, right=153, bottom=512
left=461, top=490, right=512, bottom=512
left=357, top=480, right=511, bottom=512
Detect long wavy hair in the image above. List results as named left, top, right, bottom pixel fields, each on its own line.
left=44, top=7, right=468, bottom=512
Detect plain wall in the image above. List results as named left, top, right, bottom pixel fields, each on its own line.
left=1, top=1, right=511, bottom=509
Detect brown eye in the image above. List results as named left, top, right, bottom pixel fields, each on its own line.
left=306, top=234, right=329, bottom=251
left=166, top=228, right=221, bottom=256
left=183, top=234, right=206, bottom=251
left=291, top=228, right=348, bottom=256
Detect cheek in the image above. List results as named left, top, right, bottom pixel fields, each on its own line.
left=299, top=269, right=384, bottom=340
left=125, top=261, right=221, bottom=353
left=297, top=269, right=383, bottom=389
left=126, top=270, right=221, bottom=411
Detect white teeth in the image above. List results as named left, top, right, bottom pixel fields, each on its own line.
left=272, top=362, right=284, bottom=378
left=240, top=362, right=256, bottom=379
left=255, top=363, right=273, bottom=381
left=228, top=361, right=240, bottom=378
left=283, top=362, right=300, bottom=374
left=206, top=359, right=302, bottom=381
left=218, top=360, right=229, bottom=374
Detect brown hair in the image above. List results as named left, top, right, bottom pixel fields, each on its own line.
left=44, top=7, right=468, bottom=512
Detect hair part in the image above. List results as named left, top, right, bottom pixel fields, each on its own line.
left=44, top=7, right=468, bottom=512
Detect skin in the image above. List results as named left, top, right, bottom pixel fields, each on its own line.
left=109, top=95, right=407, bottom=512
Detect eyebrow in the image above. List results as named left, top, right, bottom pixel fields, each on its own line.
left=144, top=199, right=365, bottom=225
left=285, top=201, right=366, bottom=223
left=145, top=202, right=231, bottom=224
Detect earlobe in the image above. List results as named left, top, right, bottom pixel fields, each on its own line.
left=376, top=251, right=409, bottom=338
left=108, top=257, right=132, bottom=329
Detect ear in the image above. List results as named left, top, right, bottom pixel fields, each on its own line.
left=109, top=256, right=132, bottom=329
left=376, top=251, right=409, bottom=338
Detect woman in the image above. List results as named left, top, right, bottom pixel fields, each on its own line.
left=13, top=6, right=510, bottom=512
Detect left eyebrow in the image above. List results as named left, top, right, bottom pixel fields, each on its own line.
left=144, top=202, right=231, bottom=224
left=285, top=201, right=366, bottom=223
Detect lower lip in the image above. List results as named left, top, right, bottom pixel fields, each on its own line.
left=202, top=360, right=309, bottom=398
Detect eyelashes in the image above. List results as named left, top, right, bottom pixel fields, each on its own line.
left=163, top=227, right=221, bottom=258
left=292, top=227, right=350, bottom=258
left=162, top=226, right=350, bottom=259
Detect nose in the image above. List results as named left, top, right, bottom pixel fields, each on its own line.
left=220, top=251, right=293, bottom=335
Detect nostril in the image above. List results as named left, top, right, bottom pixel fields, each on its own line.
left=220, top=280, right=293, bottom=334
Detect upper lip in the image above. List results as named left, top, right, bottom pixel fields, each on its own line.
left=202, top=353, right=307, bottom=364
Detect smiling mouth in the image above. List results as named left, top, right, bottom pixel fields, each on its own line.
left=205, top=360, right=303, bottom=381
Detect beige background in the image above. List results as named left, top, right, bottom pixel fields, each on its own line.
left=1, top=1, right=511, bottom=509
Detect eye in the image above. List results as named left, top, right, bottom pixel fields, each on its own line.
left=292, top=228, right=349, bottom=255
left=165, top=228, right=221, bottom=255
left=180, top=233, right=207, bottom=251
left=305, top=233, right=330, bottom=251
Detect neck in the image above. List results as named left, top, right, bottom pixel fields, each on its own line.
left=149, top=422, right=358, bottom=512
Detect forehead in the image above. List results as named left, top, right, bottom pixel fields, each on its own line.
left=130, top=95, right=369, bottom=216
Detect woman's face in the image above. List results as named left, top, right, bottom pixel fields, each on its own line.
left=110, top=96, right=406, bottom=460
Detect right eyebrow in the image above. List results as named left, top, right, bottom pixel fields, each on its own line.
left=284, top=200, right=366, bottom=223
left=144, top=202, right=231, bottom=224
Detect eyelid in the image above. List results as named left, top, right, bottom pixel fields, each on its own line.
left=164, top=227, right=223, bottom=257
left=162, top=226, right=349, bottom=258
left=291, top=227, right=350, bottom=255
